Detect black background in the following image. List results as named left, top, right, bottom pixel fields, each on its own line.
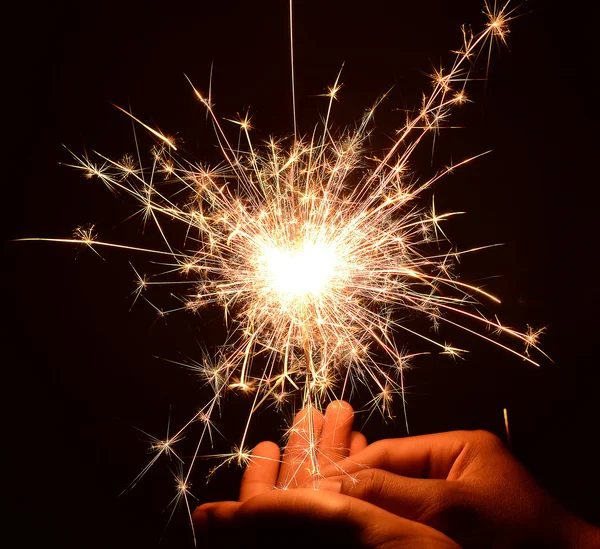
left=4, top=1, right=597, bottom=547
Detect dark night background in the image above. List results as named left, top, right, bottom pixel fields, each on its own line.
left=4, top=0, right=597, bottom=547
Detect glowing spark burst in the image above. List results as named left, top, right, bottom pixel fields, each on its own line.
left=20, top=0, right=546, bottom=541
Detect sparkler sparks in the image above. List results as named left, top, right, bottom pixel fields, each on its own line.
left=19, top=0, right=547, bottom=542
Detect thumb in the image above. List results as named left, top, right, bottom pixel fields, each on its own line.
left=328, top=468, right=470, bottom=534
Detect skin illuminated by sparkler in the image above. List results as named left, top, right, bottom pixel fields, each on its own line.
left=20, top=0, right=546, bottom=540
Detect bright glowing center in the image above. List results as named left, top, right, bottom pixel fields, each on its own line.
left=260, top=242, right=338, bottom=300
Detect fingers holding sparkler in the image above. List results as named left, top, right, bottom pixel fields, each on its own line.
left=277, top=400, right=364, bottom=489
left=237, top=400, right=364, bottom=500
left=277, top=405, right=325, bottom=489
left=196, top=401, right=371, bottom=544
left=319, top=400, right=363, bottom=466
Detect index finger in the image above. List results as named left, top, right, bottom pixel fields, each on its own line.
left=319, top=430, right=475, bottom=480
left=277, top=406, right=324, bottom=488
left=317, top=400, right=355, bottom=468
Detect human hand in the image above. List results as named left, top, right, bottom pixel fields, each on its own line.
left=318, top=429, right=600, bottom=549
left=193, top=401, right=461, bottom=548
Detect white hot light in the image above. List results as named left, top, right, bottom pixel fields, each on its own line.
left=260, top=241, right=339, bottom=301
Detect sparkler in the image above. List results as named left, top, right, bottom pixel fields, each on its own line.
left=20, top=0, right=547, bottom=540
